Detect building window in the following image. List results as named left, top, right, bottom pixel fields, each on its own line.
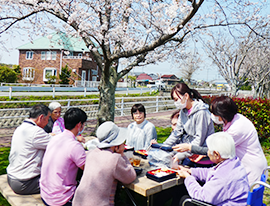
left=43, top=67, right=57, bottom=82
left=26, top=51, right=33, bottom=60
left=22, top=67, right=35, bottom=81
left=41, top=51, right=46, bottom=60
left=41, top=51, right=57, bottom=60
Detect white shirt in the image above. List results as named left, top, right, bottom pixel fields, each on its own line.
left=127, top=119, right=157, bottom=150
left=7, top=119, right=51, bottom=180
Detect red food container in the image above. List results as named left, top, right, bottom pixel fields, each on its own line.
left=133, top=150, right=148, bottom=159
left=146, top=168, right=177, bottom=182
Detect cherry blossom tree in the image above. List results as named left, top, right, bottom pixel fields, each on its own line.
left=178, top=52, right=202, bottom=84
left=0, top=0, right=269, bottom=125
left=203, top=29, right=270, bottom=96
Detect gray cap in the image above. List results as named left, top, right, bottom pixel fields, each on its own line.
left=97, top=121, right=128, bottom=149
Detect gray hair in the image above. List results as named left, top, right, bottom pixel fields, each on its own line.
left=206, top=132, right=235, bottom=159
left=48, top=102, right=61, bottom=111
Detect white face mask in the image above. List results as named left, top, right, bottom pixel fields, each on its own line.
left=174, top=98, right=187, bottom=110
left=211, top=113, right=223, bottom=125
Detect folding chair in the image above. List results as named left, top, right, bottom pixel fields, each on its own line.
left=182, top=166, right=270, bottom=206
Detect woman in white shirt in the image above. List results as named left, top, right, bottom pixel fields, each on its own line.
left=126, top=104, right=157, bottom=150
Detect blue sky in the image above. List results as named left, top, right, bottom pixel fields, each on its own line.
left=0, top=32, right=221, bottom=82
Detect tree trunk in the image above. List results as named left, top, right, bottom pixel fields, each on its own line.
left=96, top=65, right=118, bottom=127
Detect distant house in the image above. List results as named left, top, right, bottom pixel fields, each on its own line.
left=161, top=74, right=180, bottom=85
left=136, top=73, right=153, bottom=86
left=17, top=32, right=101, bottom=85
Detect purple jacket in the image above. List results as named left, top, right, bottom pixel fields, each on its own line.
left=185, top=157, right=249, bottom=206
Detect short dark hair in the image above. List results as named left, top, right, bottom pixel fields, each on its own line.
left=210, top=96, right=238, bottom=123
left=29, top=104, right=50, bottom=119
left=170, top=83, right=205, bottom=103
left=170, top=110, right=180, bottom=120
left=131, top=104, right=146, bottom=119
left=64, top=108, right=87, bottom=130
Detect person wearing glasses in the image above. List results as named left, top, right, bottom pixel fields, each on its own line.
left=126, top=103, right=157, bottom=151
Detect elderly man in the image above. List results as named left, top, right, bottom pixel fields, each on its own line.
left=7, top=104, right=51, bottom=195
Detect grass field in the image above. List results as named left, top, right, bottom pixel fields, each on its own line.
left=0, top=127, right=269, bottom=205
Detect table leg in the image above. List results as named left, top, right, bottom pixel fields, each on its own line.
left=147, top=195, right=154, bottom=206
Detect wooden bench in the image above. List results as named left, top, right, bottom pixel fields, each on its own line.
left=0, top=174, right=44, bottom=206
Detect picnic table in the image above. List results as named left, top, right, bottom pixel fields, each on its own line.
left=124, top=159, right=184, bottom=206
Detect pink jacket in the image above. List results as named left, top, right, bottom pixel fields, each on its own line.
left=73, top=148, right=136, bottom=206
left=223, top=113, right=267, bottom=185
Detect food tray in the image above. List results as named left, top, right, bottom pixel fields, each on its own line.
left=146, top=168, right=176, bottom=182
left=124, top=145, right=134, bottom=152
left=133, top=150, right=148, bottom=159
left=151, top=143, right=173, bottom=152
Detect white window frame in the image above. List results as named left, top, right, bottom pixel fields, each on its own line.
left=26, top=51, right=33, bottom=60
left=41, top=51, right=57, bottom=60
left=22, top=67, right=35, bottom=81
left=81, top=70, right=86, bottom=83
left=43, top=67, right=57, bottom=82
left=41, top=51, right=46, bottom=60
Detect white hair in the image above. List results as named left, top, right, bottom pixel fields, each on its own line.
left=206, top=132, right=235, bottom=159
left=48, top=102, right=61, bottom=111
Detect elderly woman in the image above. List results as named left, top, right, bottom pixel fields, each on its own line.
left=178, top=132, right=249, bottom=206
left=44, top=102, right=65, bottom=134
left=126, top=103, right=157, bottom=150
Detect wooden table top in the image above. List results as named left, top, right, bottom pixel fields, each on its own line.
left=124, top=159, right=184, bottom=197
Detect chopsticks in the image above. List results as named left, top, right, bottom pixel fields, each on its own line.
left=146, top=144, right=152, bottom=152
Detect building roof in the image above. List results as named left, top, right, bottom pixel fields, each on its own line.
left=161, top=74, right=178, bottom=79
left=136, top=73, right=153, bottom=81
left=149, top=73, right=159, bottom=80
left=17, top=32, right=89, bottom=52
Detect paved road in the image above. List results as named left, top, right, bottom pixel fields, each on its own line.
left=0, top=110, right=173, bottom=148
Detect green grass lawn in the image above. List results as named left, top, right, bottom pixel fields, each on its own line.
left=0, top=127, right=269, bottom=205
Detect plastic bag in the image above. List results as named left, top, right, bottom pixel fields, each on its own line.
left=148, top=148, right=176, bottom=168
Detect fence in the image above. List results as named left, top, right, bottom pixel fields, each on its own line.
left=0, top=96, right=174, bottom=128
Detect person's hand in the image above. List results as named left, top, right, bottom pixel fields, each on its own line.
left=50, top=133, right=56, bottom=136
left=77, top=135, right=86, bottom=143
left=172, top=143, right=192, bottom=152
left=150, top=139, right=158, bottom=144
left=178, top=170, right=191, bottom=178
left=189, top=154, right=206, bottom=163
left=172, top=154, right=180, bottom=164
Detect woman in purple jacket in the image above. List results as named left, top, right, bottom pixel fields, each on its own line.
left=178, top=132, right=249, bottom=206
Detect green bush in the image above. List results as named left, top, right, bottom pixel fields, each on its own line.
left=204, top=96, right=270, bottom=146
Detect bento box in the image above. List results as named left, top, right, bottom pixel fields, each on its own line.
left=146, top=168, right=176, bottom=182
left=133, top=150, right=148, bottom=159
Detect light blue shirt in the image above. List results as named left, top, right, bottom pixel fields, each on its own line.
left=127, top=120, right=157, bottom=150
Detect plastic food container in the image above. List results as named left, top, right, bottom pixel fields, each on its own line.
left=146, top=168, right=176, bottom=182
left=133, top=150, right=148, bottom=159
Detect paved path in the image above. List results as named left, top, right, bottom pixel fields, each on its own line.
left=0, top=110, right=174, bottom=148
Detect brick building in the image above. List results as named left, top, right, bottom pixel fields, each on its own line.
left=17, top=32, right=101, bottom=85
